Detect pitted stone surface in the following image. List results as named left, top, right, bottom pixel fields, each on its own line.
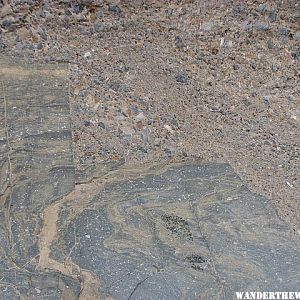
left=0, top=56, right=299, bottom=300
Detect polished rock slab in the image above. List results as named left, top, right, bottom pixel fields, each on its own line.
left=0, top=56, right=299, bottom=300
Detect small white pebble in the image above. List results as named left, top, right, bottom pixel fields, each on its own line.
left=286, top=181, right=294, bottom=188
left=84, top=51, right=91, bottom=58
left=164, top=124, right=174, bottom=133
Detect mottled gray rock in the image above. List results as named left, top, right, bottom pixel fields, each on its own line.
left=257, top=4, right=266, bottom=13
left=269, top=10, right=277, bottom=22
left=278, top=27, right=290, bottom=37
left=254, top=22, right=270, bottom=31
left=175, top=36, right=185, bottom=49
left=294, top=31, right=300, bottom=41
left=108, top=3, right=122, bottom=15
left=175, top=73, right=188, bottom=84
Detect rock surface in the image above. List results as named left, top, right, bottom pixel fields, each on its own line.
left=1, top=1, right=299, bottom=230
left=0, top=56, right=80, bottom=298
left=0, top=55, right=299, bottom=299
